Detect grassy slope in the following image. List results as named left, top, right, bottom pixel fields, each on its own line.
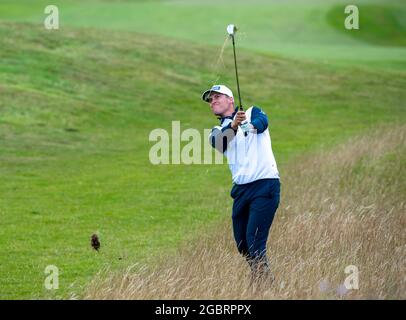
left=327, top=3, right=406, bottom=47
left=0, top=0, right=405, bottom=69
left=85, top=124, right=406, bottom=299
left=0, top=0, right=405, bottom=299
left=1, top=22, right=405, bottom=299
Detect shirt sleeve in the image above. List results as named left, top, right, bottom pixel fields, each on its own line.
left=250, top=106, right=269, bottom=134
left=209, top=122, right=237, bottom=153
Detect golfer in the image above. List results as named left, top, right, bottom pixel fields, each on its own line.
left=202, top=84, right=281, bottom=282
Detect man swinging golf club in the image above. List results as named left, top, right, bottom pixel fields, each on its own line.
left=201, top=25, right=281, bottom=284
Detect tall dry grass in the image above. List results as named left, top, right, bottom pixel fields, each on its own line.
left=85, top=125, right=406, bottom=299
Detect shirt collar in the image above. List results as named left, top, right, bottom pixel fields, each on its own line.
left=218, top=107, right=238, bottom=125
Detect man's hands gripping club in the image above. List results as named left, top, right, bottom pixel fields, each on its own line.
left=231, top=111, right=253, bottom=134
left=231, top=111, right=246, bottom=130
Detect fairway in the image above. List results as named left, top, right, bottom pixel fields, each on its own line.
left=0, top=0, right=405, bottom=299
left=1, top=0, right=406, bottom=69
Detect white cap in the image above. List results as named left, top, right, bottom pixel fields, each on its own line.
left=202, top=85, right=234, bottom=102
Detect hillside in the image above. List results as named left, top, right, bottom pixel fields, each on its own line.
left=86, top=124, right=406, bottom=299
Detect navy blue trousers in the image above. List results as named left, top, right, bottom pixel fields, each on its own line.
left=231, top=178, right=280, bottom=272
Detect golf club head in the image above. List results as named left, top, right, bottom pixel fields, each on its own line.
left=227, top=24, right=237, bottom=36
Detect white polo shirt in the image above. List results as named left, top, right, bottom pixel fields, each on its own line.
left=210, top=106, right=280, bottom=185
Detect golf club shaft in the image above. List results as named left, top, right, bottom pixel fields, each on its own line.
left=231, top=35, right=243, bottom=111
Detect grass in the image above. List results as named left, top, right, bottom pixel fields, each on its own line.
left=327, top=3, right=406, bottom=47
left=0, top=0, right=405, bottom=299
left=85, top=124, right=406, bottom=299
left=0, top=0, right=405, bottom=69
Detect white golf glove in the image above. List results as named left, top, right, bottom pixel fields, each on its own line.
left=240, top=121, right=254, bottom=134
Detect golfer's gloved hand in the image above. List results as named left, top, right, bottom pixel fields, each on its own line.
left=231, top=111, right=247, bottom=130
left=232, top=111, right=254, bottom=134
left=240, top=121, right=254, bottom=134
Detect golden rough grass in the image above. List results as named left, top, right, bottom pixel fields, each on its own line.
left=85, top=125, right=406, bottom=299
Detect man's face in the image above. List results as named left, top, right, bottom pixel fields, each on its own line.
left=208, top=92, right=234, bottom=116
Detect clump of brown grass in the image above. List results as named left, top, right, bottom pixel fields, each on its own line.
left=85, top=125, right=406, bottom=299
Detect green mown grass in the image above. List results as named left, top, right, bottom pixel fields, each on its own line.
left=0, top=0, right=405, bottom=69
left=327, top=3, right=406, bottom=47
left=0, top=0, right=405, bottom=299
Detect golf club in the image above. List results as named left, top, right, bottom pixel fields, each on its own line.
left=227, top=24, right=248, bottom=136
left=227, top=24, right=243, bottom=111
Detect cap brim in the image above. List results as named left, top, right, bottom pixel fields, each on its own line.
left=202, top=89, right=214, bottom=102
left=202, top=89, right=224, bottom=102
